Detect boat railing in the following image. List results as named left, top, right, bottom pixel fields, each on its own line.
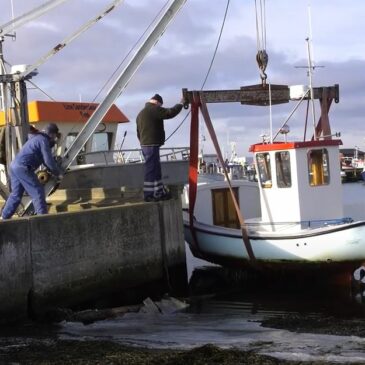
left=199, top=162, right=256, bottom=181
left=75, top=147, right=190, bottom=165
left=245, top=217, right=353, bottom=231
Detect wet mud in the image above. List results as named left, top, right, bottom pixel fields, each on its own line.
left=0, top=340, right=343, bottom=365
left=262, top=313, right=365, bottom=337
left=2, top=261, right=365, bottom=364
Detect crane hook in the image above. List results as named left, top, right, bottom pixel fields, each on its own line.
left=256, top=50, right=268, bottom=87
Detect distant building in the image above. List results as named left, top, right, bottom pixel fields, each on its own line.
left=340, top=148, right=365, bottom=160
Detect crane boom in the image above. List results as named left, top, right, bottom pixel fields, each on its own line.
left=19, top=0, right=187, bottom=215
left=17, top=0, right=125, bottom=80
left=0, top=0, right=71, bottom=37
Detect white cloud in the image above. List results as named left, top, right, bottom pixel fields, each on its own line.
left=23, top=20, right=59, bottom=33
left=1, top=0, right=364, bottom=154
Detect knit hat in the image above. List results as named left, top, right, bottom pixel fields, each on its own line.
left=151, top=94, right=163, bottom=105
left=45, top=123, right=60, bottom=137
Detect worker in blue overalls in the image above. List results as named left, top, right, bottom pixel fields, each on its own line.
left=136, top=94, right=183, bottom=202
left=1, top=123, right=63, bottom=219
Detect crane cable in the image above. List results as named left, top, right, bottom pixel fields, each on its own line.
left=164, top=0, right=230, bottom=143
left=254, top=0, right=268, bottom=86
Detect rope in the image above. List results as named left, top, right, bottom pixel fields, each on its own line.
left=26, top=79, right=56, bottom=101
left=164, top=0, right=231, bottom=143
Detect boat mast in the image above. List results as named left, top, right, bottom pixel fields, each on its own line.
left=306, top=6, right=317, bottom=141
left=0, top=38, right=7, bottom=112
left=0, top=0, right=73, bottom=163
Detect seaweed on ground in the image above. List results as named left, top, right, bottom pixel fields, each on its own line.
left=0, top=340, right=347, bottom=365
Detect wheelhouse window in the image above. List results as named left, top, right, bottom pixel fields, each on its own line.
left=65, top=132, right=86, bottom=165
left=256, top=153, right=272, bottom=188
left=91, top=132, right=113, bottom=152
left=64, top=133, right=78, bottom=152
left=308, top=148, right=330, bottom=186
left=212, top=188, right=240, bottom=229
left=276, top=151, right=291, bottom=188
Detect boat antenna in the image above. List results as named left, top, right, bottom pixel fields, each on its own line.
left=294, top=7, right=324, bottom=141
left=306, top=5, right=317, bottom=140
left=268, top=82, right=273, bottom=143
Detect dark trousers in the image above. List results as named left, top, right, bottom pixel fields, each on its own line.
left=2, top=162, right=47, bottom=219
left=141, top=146, right=165, bottom=199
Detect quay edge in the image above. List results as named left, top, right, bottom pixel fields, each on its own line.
left=0, top=189, right=187, bottom=323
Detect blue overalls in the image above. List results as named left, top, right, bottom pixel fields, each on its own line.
left=141, top=146, right=165, bottom=200
left=1, top=133, right=61, bottom=219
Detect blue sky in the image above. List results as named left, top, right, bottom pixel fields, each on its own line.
left=1, top=0, right=364, bottom=156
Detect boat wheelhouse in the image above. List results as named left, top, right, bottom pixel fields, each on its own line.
left=251, top=140, right=343, bottom=224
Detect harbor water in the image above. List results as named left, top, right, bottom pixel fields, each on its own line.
left=1, top=182, right=365, bottom=364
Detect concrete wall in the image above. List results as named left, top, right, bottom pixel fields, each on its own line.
left=0, top=197, right=186, bottom=322
left=0, top=219, right=32, bottom=323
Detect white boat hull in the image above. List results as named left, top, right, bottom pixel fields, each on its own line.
left=184, top=220, right=365, bottom=267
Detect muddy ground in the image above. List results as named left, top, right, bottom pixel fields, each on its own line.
left=0, top=340, right=345, bottom=365
left=261, top=313, right=365, bottom=337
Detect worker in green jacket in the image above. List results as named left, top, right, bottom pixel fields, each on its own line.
left=136, top=94, right=183, bottom=202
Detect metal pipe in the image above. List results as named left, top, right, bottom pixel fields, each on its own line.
left=18, top=0, right=124, bottom=79
left=62, top=0, right=187, bottom=169
left=0, top=0, right=71, bottom=36
left=306, top=37, right=317, bottom=140
left=273, top=89, right=309, bottom=141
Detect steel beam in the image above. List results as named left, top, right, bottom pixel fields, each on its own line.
left=182, top=84, right=339, bottom=106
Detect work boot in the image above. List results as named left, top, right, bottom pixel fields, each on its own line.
left=144, top=196, right=158, bottom=202
left=159, top=191, right=171, bottom=201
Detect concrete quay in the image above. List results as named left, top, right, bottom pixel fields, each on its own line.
left=0, top=194, right=187, bottom=323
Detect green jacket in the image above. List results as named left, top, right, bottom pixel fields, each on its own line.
left=136, top=102, right=183, bottom=146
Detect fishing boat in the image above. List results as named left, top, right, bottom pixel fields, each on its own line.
left=182, top=81, right=365, bottom=271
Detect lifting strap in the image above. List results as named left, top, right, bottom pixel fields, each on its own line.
left=312, top=90, right=333, bottom=140
left=188, top=91, right=256, bottom=262
left=188, top=92, right=201, bottom=251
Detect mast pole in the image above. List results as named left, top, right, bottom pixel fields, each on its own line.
left=307, top=6, right=317, bottom=141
